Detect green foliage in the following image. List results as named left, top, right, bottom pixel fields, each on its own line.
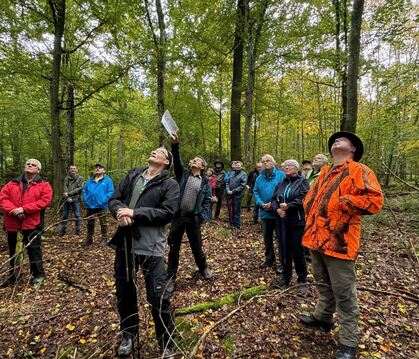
left=0, top=0, right=417, bottom=184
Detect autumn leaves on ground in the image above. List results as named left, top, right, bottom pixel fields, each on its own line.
left=0, top=194, right=417, bottom=358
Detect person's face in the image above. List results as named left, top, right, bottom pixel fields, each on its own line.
left=95, top=166, right=105, bottom=175
left=149, top=147, right=170, bottom=168
left=256, top=163, right=263, bottom=172
left=215, top=163, right=222, bottom=170
left=232, top=162, right=242, bottom=170
left=24, top=161, right=40, bottom=175
left=331, top=137, right=355, bottom=156
left=261, top=157, right=275, bottom=171
left=313, top=155, right=326, bottom=168
left=284, top=162, right=298, bottom=177
left=69, top=166, right=77, bottom=175
left=191, top=157, right=205, bottom=170
left=303, top=163, right=312, bottom=172
left=206, top=169, right=213, bottom=177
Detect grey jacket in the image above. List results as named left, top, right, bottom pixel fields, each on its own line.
left=63, top=175, right=84, bottom=202
left=226, top=170, right=247, bottom=197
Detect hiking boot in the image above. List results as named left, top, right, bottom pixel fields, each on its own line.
left=273, top=277, right=289, bottom=289
left=31, top=276, right=45, bottom=287
left=297, top=282, right=308, bottom=297
left=117, top=333, right=134, bottom=357
left=82, top=238, right=93, bottom=247
left=161, top=347, right=176, bottom=358
left=58, top=230, right=66, bottom=237
left=300, top=314, right=334, bottom=332
left=200, top=267, right=214, bottom=280
left=333, top=344, right=358, bottom=359
left=259, top=260, right=274, bottom=269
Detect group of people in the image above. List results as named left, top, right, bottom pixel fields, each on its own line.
left=0, top=131, right=384, bottom=359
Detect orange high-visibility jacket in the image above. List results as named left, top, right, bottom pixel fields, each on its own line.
left=302, top=159, right=383, bottom=261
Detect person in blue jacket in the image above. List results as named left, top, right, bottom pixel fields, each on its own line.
left=253, top=155, right=285, bottom=270
left=82, top=163, right=114, bottom=246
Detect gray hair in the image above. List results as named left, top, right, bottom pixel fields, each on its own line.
left=261, top=154, right=276, bottom=164
left=284, top=159, right=300, bottom=170
left=315, top=153, right=328, bottom=164
left=26, top=158, right=42, bottom=171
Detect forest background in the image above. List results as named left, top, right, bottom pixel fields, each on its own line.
left=0, top=0, right=417, bottom=195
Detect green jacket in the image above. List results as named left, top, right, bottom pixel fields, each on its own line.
left=306, top=169, right=321, bottom=186
left=63, top=174, right=84, bottom=202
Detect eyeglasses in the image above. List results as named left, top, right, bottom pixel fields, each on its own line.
left=154, top=148, right=169, bottom=160
left=25, top=163, right=38, bottom=167
left=262, top=159, right=272, bottom=163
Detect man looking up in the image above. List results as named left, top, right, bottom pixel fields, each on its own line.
left=166, top=133, right=214, bottom=294
left=108, top=146, right=179, bottom=357
left=300, top=132, right=384, bottom=359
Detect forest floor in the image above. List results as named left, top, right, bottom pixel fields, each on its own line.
left=0, top=193, right=418, bottom=359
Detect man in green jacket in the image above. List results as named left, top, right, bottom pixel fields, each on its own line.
left=306, top=154, right=328, bottom=186
left=59, top=165, right=84, bottom=236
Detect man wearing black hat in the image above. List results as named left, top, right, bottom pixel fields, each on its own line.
left=108, top=146, right=179, bottom=357
left=82, top=163, right=114, bottom=246
left=300, top=132, right=384, bottom=359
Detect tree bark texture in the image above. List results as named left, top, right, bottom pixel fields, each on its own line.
left=230, top=0, right=245, bottom=162
left=342, top=0, right=364, bottom=133
left=49, top=0, right=66, bottom=198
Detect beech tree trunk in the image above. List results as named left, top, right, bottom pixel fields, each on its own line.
left=230, top=0, right=245, bottom=161
left=342, top=0, right=364, bottom=133
left=49, top=0, right=66, bottom=198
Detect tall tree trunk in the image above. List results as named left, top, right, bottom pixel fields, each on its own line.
left=230, top=0, right=245, bottom=161
left=218, top=73, right=223, bottom=157
left=145, top=0, right=166, bottom=145
left=342, top=0, right=364, bottom=132
left=244, top=0, right=268, bottom=165
left=49, top=0, right=66, bottom=198
left=66, top=84, right=75, bottom=167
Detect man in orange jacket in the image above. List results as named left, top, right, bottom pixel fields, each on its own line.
left=300, top=132, right=383, bottom=359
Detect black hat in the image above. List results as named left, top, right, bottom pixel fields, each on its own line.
left=95, top=163, right=105, bottom=169
left=328, top=131, right=364, bottom=162
left=214, top=160, right=224, bottom=169
left=302, top=160, right=312, bottom=165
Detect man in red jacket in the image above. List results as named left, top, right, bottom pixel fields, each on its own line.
left=0, top=159, right=53, bottom=287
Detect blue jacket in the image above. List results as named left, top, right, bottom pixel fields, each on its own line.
left=225, top=170, right=247, bottom=197
left=82, top=175, right=114, bottom=209
left=253, top=168, right=285, bottom=219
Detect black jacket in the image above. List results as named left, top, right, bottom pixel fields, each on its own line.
left=108, top=167, right=180, bottom=252
left=272, top=174, right=309, bottom=226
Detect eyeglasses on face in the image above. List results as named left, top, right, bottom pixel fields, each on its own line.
left=25, top=163, right=38, bottom=167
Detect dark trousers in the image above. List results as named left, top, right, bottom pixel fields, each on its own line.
left=253, top=204, right=260, bottom=224
left=261, top=219, right=280, bottom=264
left=86, top=208, right=108, bottom=242
left=61, top=201, right=81, bottom=233
left=279, top=224, right=307, bottom=283
left=214, top=188, right=224, bottom=218
left=167, top=214, right=207, bottom=279
left=114, top=249, right=175, bottom=349
left=227, top=195, right=243, bottom=228
left=7, top=230, right=44, bottom=279
left=246, top=189, right=253, bottom=208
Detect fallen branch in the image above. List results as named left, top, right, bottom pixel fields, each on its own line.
left=58, top=273, right=92, bottom=293
left=358, top=286, right=419, bottom=304
left=175, top=285, right=267, bottom=316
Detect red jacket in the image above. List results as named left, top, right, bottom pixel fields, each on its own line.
left=0, top=175, right=53, bottom=232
